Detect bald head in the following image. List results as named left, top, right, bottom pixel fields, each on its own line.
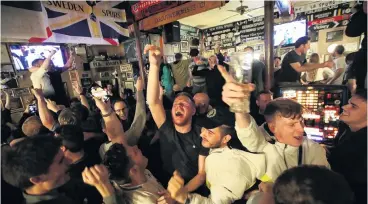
left=194, top=93, right=210, bottom=114
left=22, top=116, right=43, bottom=137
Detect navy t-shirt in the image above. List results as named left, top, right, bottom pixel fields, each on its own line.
left=158, top=113, right=209, bottom=182
left=278, top=50, right=306, bottom=83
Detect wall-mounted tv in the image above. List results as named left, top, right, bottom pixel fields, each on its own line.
left=274, top=19, right=307, bottom=47
left=9, top=44, right=66, bottom=71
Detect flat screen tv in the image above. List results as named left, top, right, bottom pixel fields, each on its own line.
left=9, top=44, right=65, bottom=71
left=274, top=19, right=307, bottom=47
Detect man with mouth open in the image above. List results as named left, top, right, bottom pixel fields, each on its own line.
left=328, top=89, right=367, bottom=204
left=166, top=108, right=266, bottom=204
left=218, top=66, right=330, bottom=183
left=145, top=45, right=209, bottom=195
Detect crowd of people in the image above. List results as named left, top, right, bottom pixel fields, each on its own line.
left=0, top=2, right=367, bottom=203
left=1, top=40, right=366, bottom=204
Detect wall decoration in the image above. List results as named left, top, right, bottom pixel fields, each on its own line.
left=120, top=64, right=131, bottom=72
left=172, top=44, right=180, bottom=53
left=124, top=81, right=135, bottom=91
left=100, top=72, right=110, bottom=78
left=121, top=72, right=127, bottom=81
left=126, top=72, right=133, bottom=81
left=180, top=41, right=189, bottom=53
left=326, top=30, right=344, bottom=42
left=12, top=88, right=31, bottom=98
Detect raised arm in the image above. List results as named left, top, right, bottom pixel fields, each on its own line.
left=125, top=77, right=147, bottom=146
left=218, top=66, right=268, bottom=152
left=94, top=98, right=127, bottom=146
left=73, top=83, right=90, bottom=111
left=82, top=165, right=124, bottom=204
left=40, top=50, right=57, bottom=71
left=4, top=91, right=11, bottom=110
left=32, top=89, right=56, bottom=131
left=145, top=45, right=166, bottom=128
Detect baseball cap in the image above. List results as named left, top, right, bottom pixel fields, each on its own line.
left=196, top=108, right=235, bottom=129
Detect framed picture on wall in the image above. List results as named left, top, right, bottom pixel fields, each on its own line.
left=124, top=81, right=135, bottom=92
left=326, top=30, right=344, bottom=42
left=172, top=44, right=180, bottom=53
left=121, top=72, right=127, bottom=81
left=126, top=72, right=133, bottom=81
left=181, top=41, right=189, bottom=53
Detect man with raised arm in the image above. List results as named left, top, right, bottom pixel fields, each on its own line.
left=218, top=66, right=329, bottom=183
left=167, top=108, right=266, bottom=204
left=277, top=36, right=333, bottom=84
left=145, top=45, right=209, bottom=195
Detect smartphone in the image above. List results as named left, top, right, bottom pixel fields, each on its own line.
left=29, top=104, right=37, bottom=114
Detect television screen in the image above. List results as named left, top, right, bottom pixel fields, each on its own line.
left=274, top=19, right=307, bottom=46
left=9, top=45, right=65, bottom=71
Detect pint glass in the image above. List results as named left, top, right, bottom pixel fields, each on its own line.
left=227, top=51, right=253, bottom=113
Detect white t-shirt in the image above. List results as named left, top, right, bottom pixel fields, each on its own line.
left=112, top=170, right=165, bottom=204
left=314, top=67, right=335, bottom=82
left=30, top=68, right=55, bottom=96
left=331, top=56, right=346, bottom=85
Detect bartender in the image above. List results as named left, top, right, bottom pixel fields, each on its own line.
left=277, top=36, right=333, bottom=85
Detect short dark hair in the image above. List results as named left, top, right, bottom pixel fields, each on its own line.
left=244, top=46, right=254, bottom=52
left=273, top=165, right=354, bottom=204
left=2, top=135, right=61, bottom=189
left=256, top=90, right=273, bottom=100
left=31, top=58, right=44, bottom=67
left=264, top=98, right=303, bottom=122
left=354, top=89, right=367, bottom=102
left=345, top=52, right=356, bottom=63
left=274, top=56, right=281, bottom=61
left=175, top=92, right=195, bottom=105
left=112, top=99, right=128, bottom=110
left=58, top=125, right=84, bottom=153
left=189, top=48, right=199, bottom=57
left=70, top=103, right=89, bottom=121
left=335, top=45, right=345, bottom=55
left=295, top=36, right=310, bottom=48
left=103, top=143, right=132, bottom=183
left=175, top=53, right=183, bottom=61
left=58, top=108, right=80, bottom=126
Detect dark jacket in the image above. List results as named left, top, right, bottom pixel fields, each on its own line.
left=328, top=126, right=367, bottom=204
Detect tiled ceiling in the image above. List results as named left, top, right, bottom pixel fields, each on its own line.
left=179, top=0, right=326, bottom=29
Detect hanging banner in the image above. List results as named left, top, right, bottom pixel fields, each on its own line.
left=139, top=1, right=224, bottom=31
left=131, top=1, right=187, bottom=21
left=42, top=1, right=129, bottom=45
left=296, top=2, right=351, bottom=22
left=294, top=1, right=344, bottom=13
left=1, top=1, right=130, bottom=45
left=308, top=15, right=350, bottom=31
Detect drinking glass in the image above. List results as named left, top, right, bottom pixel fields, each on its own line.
left=227, top=51, right=253, bottom=113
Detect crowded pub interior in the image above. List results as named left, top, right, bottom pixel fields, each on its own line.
left=0, top=0, right=367, bottom=204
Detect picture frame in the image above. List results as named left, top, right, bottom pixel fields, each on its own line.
left=121, top=72, right=127, bottom=81
left=120, top=64, right=131, bottom=72
left=172, top=43, right=180, bottom=53
left=126, top=72, right=133, bottom=81
left=124, top=81, right=135, bottom=92
left=180, top=41, right=189, bottom=53
left=100, top=71, right=110, bottom=78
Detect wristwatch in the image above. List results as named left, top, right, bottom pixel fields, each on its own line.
left=101, top=109, right=113, bottom=117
